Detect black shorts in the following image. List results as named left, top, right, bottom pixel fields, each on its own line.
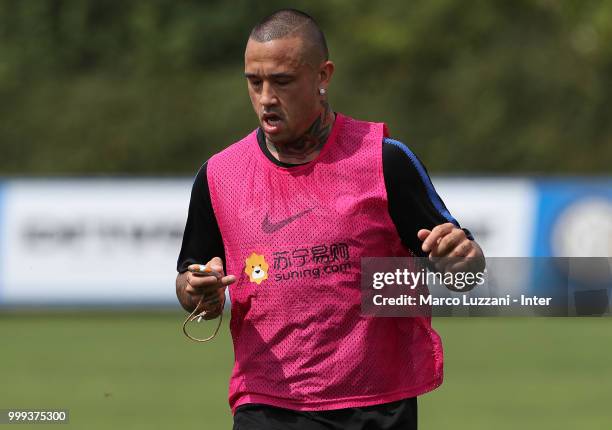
left=232, top=397, right=417, bottom=430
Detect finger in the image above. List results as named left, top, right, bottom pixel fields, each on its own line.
left=191, top=270, right=223, bottom=280
left=446, top=249, right=484, bottom=274
left=185, top=284, right=203, bottom=296
left=185, top=283, right=213, bottom=296
left=209, top=256, right=223, bottom=266
left=189, top=273, right=224, bottom=287
left=422, top=223, right=455, bottom=253
left=221, top=275, right=236, bottom=286
left=187, top=263, right=208, bottom=272
left=199, top=280, right=233, bottom=300
left=185, top=277, right=221, bottom=296
left=187, top=264, right=223, bottom=279
left=417, top=229, right=431, bottom=242
left=208, top=256, right=225, bottom=274
left=448, top=239, right=473, bottom=258
left=422, top=223, right=454, bottom=253
left=194, top=275, right=234, bottom=292
left=433, top=229, right=465, bottom=257
left=188, top=272, right=235, bottom=295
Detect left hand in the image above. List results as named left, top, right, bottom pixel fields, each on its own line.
left=417, top=223, right=485, bottom=273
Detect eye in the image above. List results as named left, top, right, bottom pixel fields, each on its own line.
left=249, top=79, right=262, bottom=88
left=275, top=78, right=292, bottom=86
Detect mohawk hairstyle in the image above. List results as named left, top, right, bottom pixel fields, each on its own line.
left=250, top=9, right=329, bottom=62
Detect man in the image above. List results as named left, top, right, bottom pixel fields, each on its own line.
left=176, top=9, right=484, bottom=430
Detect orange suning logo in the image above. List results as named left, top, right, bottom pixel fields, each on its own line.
left=245, top=252, right=269, bottom=285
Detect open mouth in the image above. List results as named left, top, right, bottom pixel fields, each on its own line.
left=262, top=113, right=283, bottom=132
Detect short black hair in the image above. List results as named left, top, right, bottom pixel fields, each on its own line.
left=250, top=9, right=329, bottom=62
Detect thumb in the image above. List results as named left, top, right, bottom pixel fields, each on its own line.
left=208, top=256, right=224, bottom=272
left=417, top=229, right=431, bottom=242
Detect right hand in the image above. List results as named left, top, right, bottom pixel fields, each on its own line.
left=186, top=257, right=236, bottom=320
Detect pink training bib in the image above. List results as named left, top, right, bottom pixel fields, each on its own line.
left=206, top=113, right=443, bottom=413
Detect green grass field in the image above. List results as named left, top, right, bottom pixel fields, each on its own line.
left=1, top=311, right=611, bottom=429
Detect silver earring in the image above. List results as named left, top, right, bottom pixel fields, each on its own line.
left=319, top=88, right=327, bottom=95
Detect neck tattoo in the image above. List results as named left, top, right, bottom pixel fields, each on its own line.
left=266, top=100, right=335, bottom=164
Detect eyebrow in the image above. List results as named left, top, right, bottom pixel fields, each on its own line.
left=244, top=73, right=294, bottom=79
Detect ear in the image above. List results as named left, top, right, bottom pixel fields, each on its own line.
left=318, top=60, right=335, bottom=91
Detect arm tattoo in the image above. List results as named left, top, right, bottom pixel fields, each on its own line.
left=266, top=100, right=335, bottom=163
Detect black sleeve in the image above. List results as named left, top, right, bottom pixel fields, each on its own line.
left=383, top=138, right=473, bottom=257
left=176, top=162, right=225, bottom=273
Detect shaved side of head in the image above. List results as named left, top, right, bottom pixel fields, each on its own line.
left=249, top=9, right=329, bottom=66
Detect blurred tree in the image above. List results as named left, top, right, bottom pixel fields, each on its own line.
left=0, top=0, right=610, bottom=175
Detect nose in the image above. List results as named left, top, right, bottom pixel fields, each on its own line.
left=260, top=81, right=278, bottom=108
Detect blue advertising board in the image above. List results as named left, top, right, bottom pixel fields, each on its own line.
left=531, top=179, right=611, bottom=314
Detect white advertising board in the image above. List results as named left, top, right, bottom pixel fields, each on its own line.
left=433, top=179, right=539, bottom=298
left=0, top=180, right=191, bottom=305
left=434, top=178, right=537, bottom=257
